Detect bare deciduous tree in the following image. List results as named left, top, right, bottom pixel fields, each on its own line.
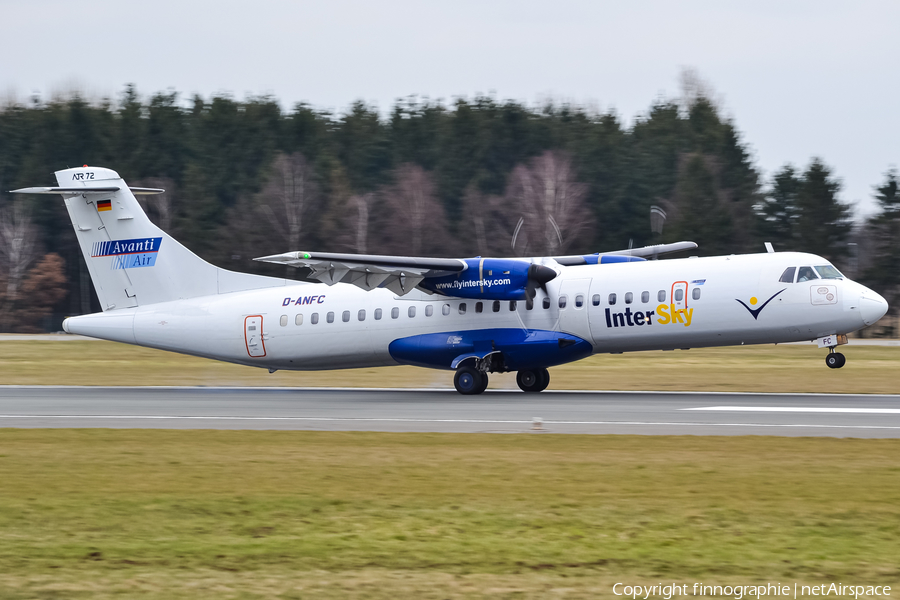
left=381, top=164, right=449, bottom=256
left=505, top=151, right=592, bottom=256
left=258, top=153, right=316, bottom=251
left=0, top=203, right=37, bottom=306
left=135, top=177, right=175, bottom=232
left=350, top=193, right=372, bottom=254
left=461, top=186, right=513, bottom=257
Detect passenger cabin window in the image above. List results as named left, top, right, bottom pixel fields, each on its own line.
left=674, top=289, right=684, bottom=302
left=658, top=290, right=666, bottom=302
left=295, top=314, right=303, bottom=326
left=459, top=303, right=467, bottom=315
left=280, top=315, right=288, bottom=327
left=779, top=267, right=796, bottom=283
left=408, top=306, right=416, bottom=318
left=443, top=304, right=450, bottom=316
left=391, top=307, right=399, bottom=319
left=425, top=305, right=433, bottom=317
left=542, top=297, right=550, bottom=309
left=692, top=288, right=701, bottom=300
left=641, top=291, right=650, bottom=303
left=358, top=309, right=366, bottom=321
left=624, top=292, right=633, bottom=304
left=374, top=308, right=382, bottom=320
left=327, top=311, right=335, bottom=323
left=815, top=265, right=843, bottom=279
left=342, top=310, right=350, bottom=322
left=492, top=301, right=500, bottom=312
left=509, top=300, right=517, bottom=311
left=575, top=294, right=584, bottom=308
left=559, top=295, right=567, bottom=309
left=311, top=312, right=319, bottom=324
left=796, top=266, right=819, bottom=282
left=608, top=293, right=616, bottom=305
left=476, top=302, right=483, bottom=313
left=592, top=294, right=601, bottom=306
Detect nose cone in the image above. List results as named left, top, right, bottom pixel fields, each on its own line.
left=860, top=288, right=889, bottom=326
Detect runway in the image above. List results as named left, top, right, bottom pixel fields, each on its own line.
left=1, top=386, right=900, bottom=437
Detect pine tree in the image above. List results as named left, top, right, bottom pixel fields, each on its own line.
left=755, top=165, right=801, bottom=248
left=794, top=159, right=852, bottom=262
left=862, top=168, right=900, bottom=308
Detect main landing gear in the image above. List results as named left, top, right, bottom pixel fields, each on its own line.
left=452, top=365, right=552, bottom=394
left=516, top=368, right=550, bottom=393
left=825, top=349, right=846, bottom=369
left=454, top=366, right=489, bottom=395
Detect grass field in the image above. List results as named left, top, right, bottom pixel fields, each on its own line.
left=0, top=337, right=898, bottom=393
left=0, top=430, right=898, bottom=598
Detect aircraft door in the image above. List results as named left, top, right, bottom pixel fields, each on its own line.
left=244, top=315, right=266, bottom=358
left=558, top=278, right=592, bottom=339
left=671, top=281, right=689, bottom=311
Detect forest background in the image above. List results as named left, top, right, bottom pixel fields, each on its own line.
left=0, top=83, right=896, bottom=333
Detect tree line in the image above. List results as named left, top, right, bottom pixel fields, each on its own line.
left=0, top=85, right=896, bottom=332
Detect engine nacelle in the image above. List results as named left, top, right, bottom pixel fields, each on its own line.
left=419, top=258, right=544, bottom=301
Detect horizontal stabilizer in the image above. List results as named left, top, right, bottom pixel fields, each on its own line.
left=12, top=186, right=120, bottom=194
left=11, top=186, right=164, bottom=195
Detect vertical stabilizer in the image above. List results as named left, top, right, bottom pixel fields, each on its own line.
left=14, top=166, right=285, bottom=310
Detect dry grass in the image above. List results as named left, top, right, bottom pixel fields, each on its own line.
left=0, top=337, right=897, bottom=393
left=0, top=430, right=898, bottom=598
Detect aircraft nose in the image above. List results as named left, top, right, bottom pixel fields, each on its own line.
left=859, top=288, right=889, bottom=326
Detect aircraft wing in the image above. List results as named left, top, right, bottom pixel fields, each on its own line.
left=256, top=241, right=698, bottom=298
left=552, top=241, right=698, bottom=265
left=255, top=251, right=467, bottom=296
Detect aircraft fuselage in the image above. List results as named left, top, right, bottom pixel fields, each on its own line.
left=63, top=250, right=882, bottom=372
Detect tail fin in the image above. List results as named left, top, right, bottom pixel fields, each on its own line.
left=13, top=166, right=285, bottom=310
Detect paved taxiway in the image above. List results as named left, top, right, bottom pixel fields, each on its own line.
left=1, top=386, right=900, bottom=437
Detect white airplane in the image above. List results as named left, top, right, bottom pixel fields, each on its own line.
left=13, top=166, right=889, bottom=394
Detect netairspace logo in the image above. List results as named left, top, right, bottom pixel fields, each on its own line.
left=613, top=582, right=891, bottom=600
left=435, top=278, right=512, bottom=291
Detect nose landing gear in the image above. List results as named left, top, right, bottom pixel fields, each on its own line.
left=825, top=350, right=846, bottom=369
left=817, top=335, right=848, bottom=369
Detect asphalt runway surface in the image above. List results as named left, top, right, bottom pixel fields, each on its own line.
left=1, top=386, right=900, bottom=437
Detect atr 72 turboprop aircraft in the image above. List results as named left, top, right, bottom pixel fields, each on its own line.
left=14, top=166, right=889, bottom=394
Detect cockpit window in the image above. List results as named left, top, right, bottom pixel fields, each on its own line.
left=796, top=266, right=819, bottom=282
left=814, top=265, right=843, bottom=279
left=779, top=267, right=796, bottom=283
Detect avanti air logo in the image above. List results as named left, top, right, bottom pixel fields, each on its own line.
left=91, top=237, right=162, bottom=270
left=735, top=289, right=786, bottom=320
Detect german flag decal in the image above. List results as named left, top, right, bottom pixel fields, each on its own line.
left=97, top=199, right=112, bottom=212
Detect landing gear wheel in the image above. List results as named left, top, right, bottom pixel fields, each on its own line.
left=454, top=366, right=488, bottom=395
left=474, top=371, right=489, bottom=394
left=535, top=367, right=550, bottom=392
left=517, top=369, right=540, bottom=392
left=516, top=368, right=551, bottom=392
left=825, top=352, right=846, bottom=369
